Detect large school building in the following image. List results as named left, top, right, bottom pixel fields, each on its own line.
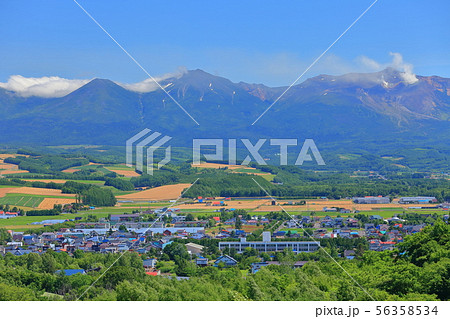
left=218, top=231, right=320, bottom=254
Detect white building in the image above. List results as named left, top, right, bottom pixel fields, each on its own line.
left=219, top=231, right=319, bottom=254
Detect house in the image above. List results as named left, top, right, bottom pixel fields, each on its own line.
left=369, top=240, right=396, bottom=251
left=338, top=229, right=351, bottom=238
left=352, top=196, right=390, bottom=204
left=163, top=230, right=172, bottom=237
left=214, top=255, right=238, bottom=267
left=110, top=214, right=140, bottom=223
left=173, top=220, right=208, bottom=227
left=251, top=262, right=269, bottom=274
left=399, top=197, right=437, bottom=204
left=56, top=269, right=86, bottom=276
left=251, top=260, right=308, bottom=274
left=272, top=231, right=286, bottom=238
left=10, top=249, right=32, bottom=256
left=190, top=232, right=205, bottom=240
left=286, top=220, right=300, bottom=228
left=143, top=258, right=157, bottom=269
left=346, top=218, right=359, bottom=227
left=172, top=215, right=186, bottom=223
left=196, top=257, right=208, bottom=267
left=12, top=232, right=24, bottom=242
left=0, top=211, right=19, bottom=219
left=185, top=242, right=204, bottom=256
left=380, top=241, right=396, bottom=251
left=344, top=249, right=356, bottom=260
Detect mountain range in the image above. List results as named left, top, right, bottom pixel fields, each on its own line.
left=0, top=68, right=449, bottom=152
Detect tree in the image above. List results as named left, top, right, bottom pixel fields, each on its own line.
left=397, top=220, right=450, bottom=266
left=41, top=253, right=57, bottom=273
left=235, top=216, right=242, bottom=229
left=0, top=228, right=12, bottom=244
left=163, top=242, right=189, bottom=261
left=116, top=280, right=149, bottom=301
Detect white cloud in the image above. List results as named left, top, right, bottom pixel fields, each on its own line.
left=389, top=52, right=418, bottom=84
left=356, top=52, right=418, bottom=84
left=0, top=68, right=188, bottom=98
left=116, top=67, right=187, bottom=93
left=356, top=56, right=382, bottom=71
left=0, top=75, right=91, bottom=98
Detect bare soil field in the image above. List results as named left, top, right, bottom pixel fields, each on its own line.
left=0, top=153, right=29, bottom=160
left=0, top=188, right=17, bottom=198
left=38, top=198, right=76, bottom=209
left=175, top=199, right=271, bottom=210
left=22, top=179, right=68, bottom=184
left=0, top=170, right=29, bottom=175
left=0, top=163, right=16, bottom=169
left=5, top=187, right=75, bottom=197
left=0, top=161, right=28, bottom=175
left=118, top=183, right=191, bottom=201
left=108, top=169, right=141, bottom=177
left=62, top=169, right=80, bottom=173
left=254, top=199, right=440, bottom=212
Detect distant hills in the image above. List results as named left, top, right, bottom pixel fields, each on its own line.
left=0, top=68, right=449, bottom=153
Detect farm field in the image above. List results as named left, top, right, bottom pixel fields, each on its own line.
left=107, top=169, right=140, bottom=177
left=0, top=154, right=29, bottom=175
left=61, top=168, right=80, bottom=173
left=3, top=187, right=74, bottom=197
left=37, top=198, right=77, bottom=209
left=192, top=162, right=274, bottom=180
left=174, top=199, right=271, bottom=211
left=0, top=195, right=44, bottom=208
left=105, top=165, right=141, bottom=177
left=252, top=199, right=441, bottom=212
left=0, top=186, right=77, bottom=211
left=117, top=202, right=171, bottom=207
left=118, top=183, right=191, bottom=201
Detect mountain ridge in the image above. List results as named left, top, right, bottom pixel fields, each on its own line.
left=0, top=68, right=449, bottom=148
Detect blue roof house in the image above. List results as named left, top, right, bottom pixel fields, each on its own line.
left=214, top=255, right=238, bottom=268
left=56, top=269, right=86, bottom=276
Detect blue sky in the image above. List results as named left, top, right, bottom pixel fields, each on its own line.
left=0, top=0, right=449, bottom=86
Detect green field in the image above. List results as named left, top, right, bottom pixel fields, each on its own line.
left=118, top=202, right=171, bottom=207
left=105, top=165, right=135, bottom=171
left=0, top=195, right=44, bottom=208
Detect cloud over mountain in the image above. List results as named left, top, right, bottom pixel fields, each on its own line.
left=358, top=52, right=418, bottom=84
left=0, top=68, right=188, bottom=98
left=115, top=67, right=187, bottom=93
left=0, top=75, right=91, bottom=98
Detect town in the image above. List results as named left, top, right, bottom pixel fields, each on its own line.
left=1, top=195, right=448, bottom=278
